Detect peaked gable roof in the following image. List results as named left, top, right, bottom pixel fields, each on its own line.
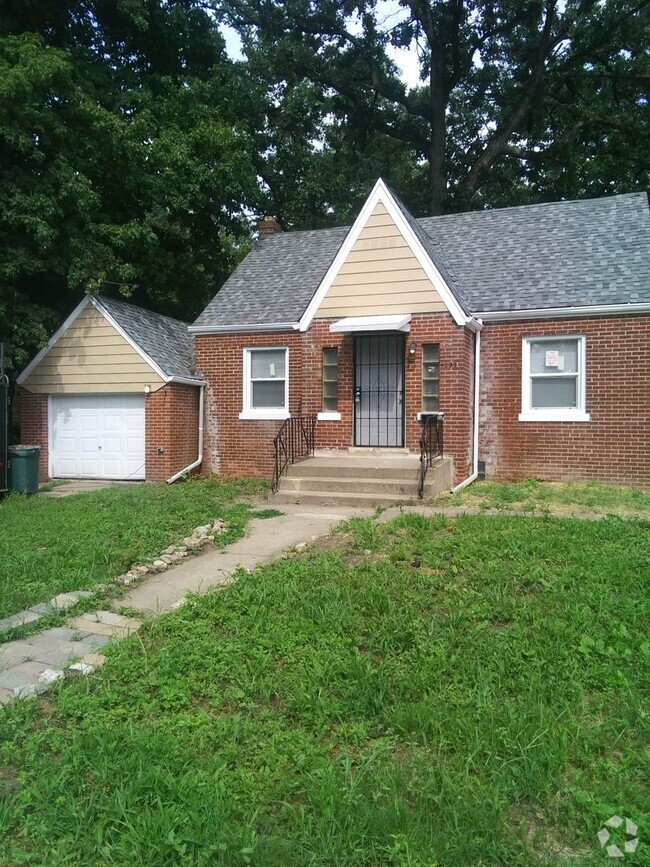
left=299, top=179, right=470, bottom=329
left=192, top=188, right=650, bottom=332
left=18, top=295, right=201, bottom=386
left=96, top=296, right=198, bottom=381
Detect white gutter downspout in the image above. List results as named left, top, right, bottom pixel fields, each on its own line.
left=167, top=384, right=205, bottom=484
left=451, top=323, right=481, bottom=493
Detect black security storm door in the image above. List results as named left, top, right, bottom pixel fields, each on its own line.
left=353, top=334, right=405, bottom=447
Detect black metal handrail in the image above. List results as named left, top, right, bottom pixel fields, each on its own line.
left=418, top=412, right=444, bottom=498
left=271, top=415, right=316, bottom=492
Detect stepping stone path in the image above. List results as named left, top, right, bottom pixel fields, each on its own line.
left=0, top=590, right=95, bottom=635
left=0, top=613, right=141, bottom=704
left=0, top=609, right=143, bottom=705
left=0, top=507, right=370, bottom=707
left=0, top=520, right=226, bottom=707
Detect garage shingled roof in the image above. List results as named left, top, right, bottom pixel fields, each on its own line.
left=192, top=191, right=649, bottom=329
left=97, top=296, right=200, bottom=381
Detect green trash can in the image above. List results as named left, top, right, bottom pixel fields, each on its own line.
left=8, top=445, right=41, bottom=494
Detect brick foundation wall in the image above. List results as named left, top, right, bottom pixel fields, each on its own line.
left=145, top=383, right=201, bottom=482
left=479, top=315, right=650, bottom=488
left=196, top=313, right=476, bottom=484
left=19, top=390, right=49, bottom=480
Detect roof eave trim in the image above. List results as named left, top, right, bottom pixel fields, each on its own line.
left=188, top=322, right=300, bottom=334
left=92, top=297, right=171, bottom=382
left=474, top=302, right=650, bottom=322
left=298, top=178, right=469, bottom=331
left=17, top=295, right=93, bottom=385
left=168, top=375, right=205, bottom=386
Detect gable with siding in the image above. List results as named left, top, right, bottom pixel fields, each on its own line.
left=20, top=304, right=166, bottom=394
left=314, top=202, right=448, bottom=319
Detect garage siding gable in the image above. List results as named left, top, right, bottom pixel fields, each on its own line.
left=20, top=305, right=165, bottom=394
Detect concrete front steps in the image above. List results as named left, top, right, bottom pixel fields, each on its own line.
left=273, top=449, right=454, bottom=507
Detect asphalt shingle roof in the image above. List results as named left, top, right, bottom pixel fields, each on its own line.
left=193, top=192, right=649, bottom=328
left=192, top=227, right=350, bottom=330
left=97, top=296, right=199, bottom=380
left=419, top=192, right=650, bottom=313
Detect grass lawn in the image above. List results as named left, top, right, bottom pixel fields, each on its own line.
left=0, top=477, right=263, bottom=620
left=438, top=478, right=650, bottom=518
left=1, top=513, right=647, bottom=865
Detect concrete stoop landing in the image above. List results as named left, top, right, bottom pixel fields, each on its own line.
left=273, top=449, right=454, bottom=507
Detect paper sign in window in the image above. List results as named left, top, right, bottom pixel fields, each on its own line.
left=545, top=350, right=559, bottom=367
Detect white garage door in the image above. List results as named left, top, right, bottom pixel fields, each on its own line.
left=50, top=395, right=145, bottom=480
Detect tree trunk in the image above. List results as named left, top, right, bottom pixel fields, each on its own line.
left=429, top=52, right=448, bottom=216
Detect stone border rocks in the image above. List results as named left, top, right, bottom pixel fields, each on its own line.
left=115, top=519, right=227, bottom=588
left=0, top=519, right=229, bottom=639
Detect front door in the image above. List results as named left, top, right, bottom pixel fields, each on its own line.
left=354, top=333, right=405, bottom=447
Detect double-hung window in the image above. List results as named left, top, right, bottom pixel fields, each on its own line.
left=519, top=336, right=589, bottom=422
left=240, top=347, right=289, bottom=419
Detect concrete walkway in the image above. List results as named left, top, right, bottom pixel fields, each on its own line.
left=0, top=499, right=618, bottom=706
left=0, top=503, right=370, bottom=705
left=120, top=503, right=367, bottom=615
left=40, top=479, right=142, bottom=498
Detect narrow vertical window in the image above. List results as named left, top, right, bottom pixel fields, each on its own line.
left=322, top=347, right=339, bottom=412
left=422, top=344, right=440, bottom=411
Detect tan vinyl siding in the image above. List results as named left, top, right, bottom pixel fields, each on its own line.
left=22, top=305, right=165, bottom=394
left=315, top=201, right=447, bottom=318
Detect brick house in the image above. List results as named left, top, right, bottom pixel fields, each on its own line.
left=18, top=181, right=650, bottom=496
left=191, top=181, right=649, bottom=497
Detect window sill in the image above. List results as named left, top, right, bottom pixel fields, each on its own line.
left=317, top=412, right=341, bottom=421
left=416, top=411, right=444, bottom=421
left=518, top=411, right=590, bottom=423
left=239, top=410, right=290, bottom=421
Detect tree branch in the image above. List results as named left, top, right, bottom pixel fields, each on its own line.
left=464, top=1, right=558, bottom=193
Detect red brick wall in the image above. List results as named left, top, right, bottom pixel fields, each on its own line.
left=196, top=332, right=305, bottom=478
left=304, top=322, right=354, bottom=449
left=479, top=315, right=650, bottom=487
left=145, top=383, right=201, bottom=482
left=18, top=385, right=200, bottom=483
left=406, top=316, right=476, bottom=483
left=196, top=313, right=476, bottom=484
left=18, top=390, right=49, bottom=480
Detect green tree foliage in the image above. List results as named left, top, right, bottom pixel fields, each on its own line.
left=215, top=0, right=649, bottom=218
left=1, top=1, right=647, bottom=374
left=0, top=1, right=256, bottom=375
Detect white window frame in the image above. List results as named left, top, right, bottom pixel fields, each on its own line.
left=239, top=347, right=290, bottom=420
left=519, top=335, right=590, bottom=422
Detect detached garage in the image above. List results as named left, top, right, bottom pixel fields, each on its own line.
left=17, top=295, right=204, bottom=483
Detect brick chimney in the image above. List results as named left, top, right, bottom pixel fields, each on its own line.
left=258, top=215, right=282, bottom=236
